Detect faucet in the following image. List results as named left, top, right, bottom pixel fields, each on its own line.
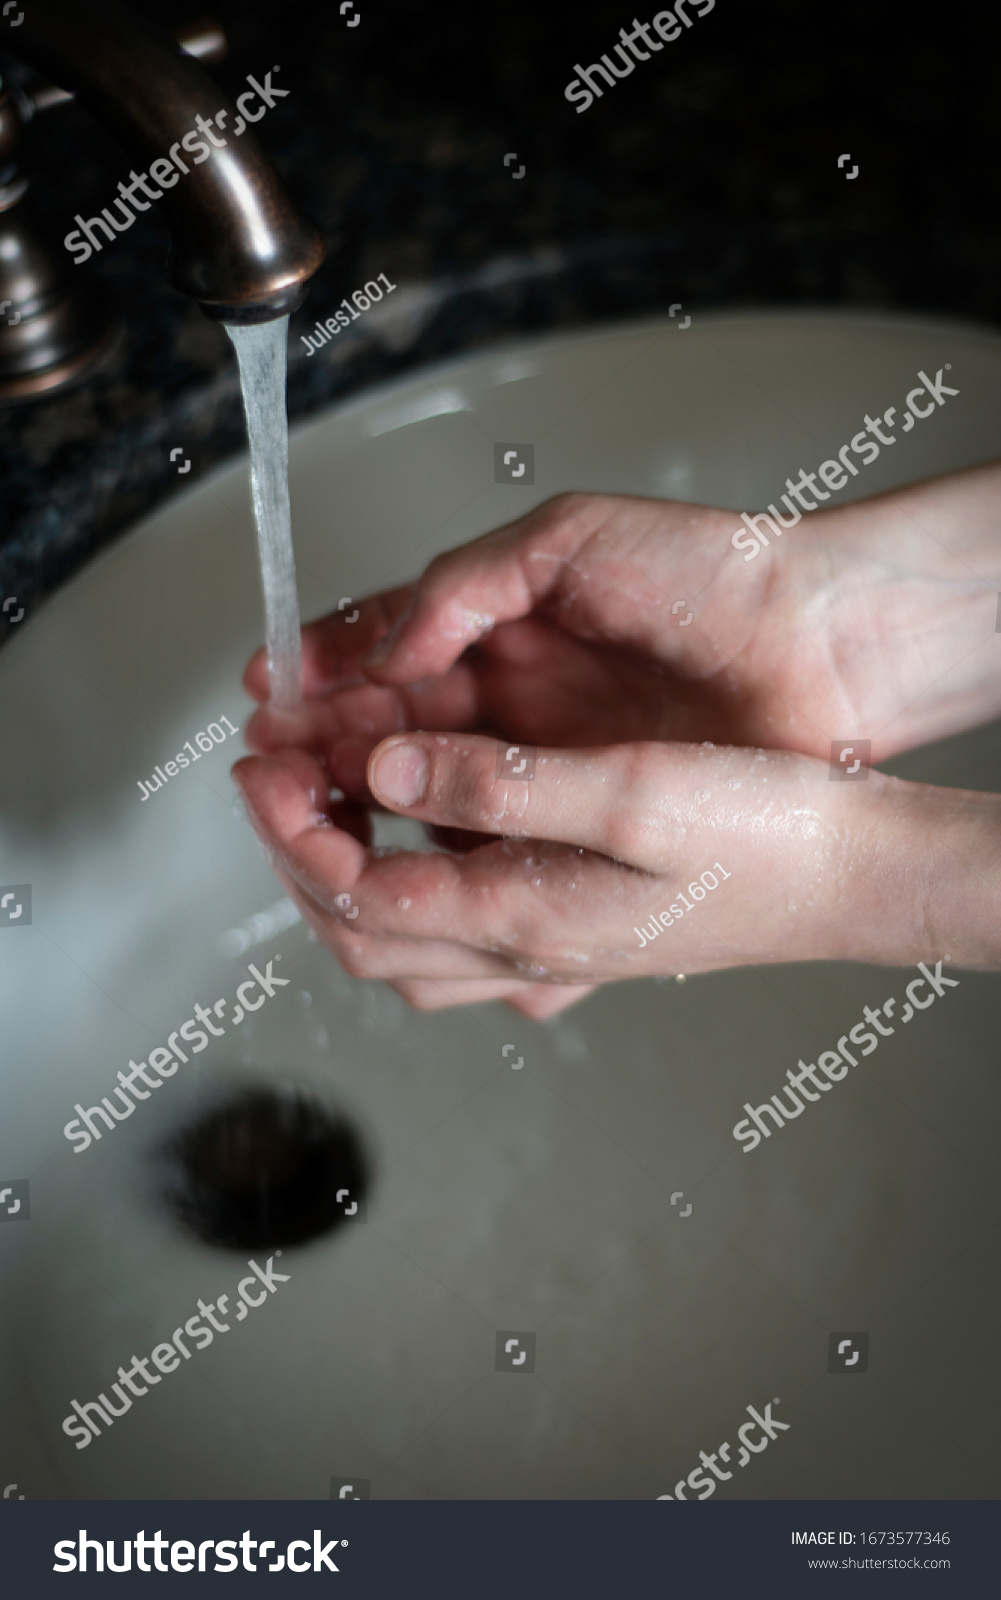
left=0, top=0, right=325, bottom=401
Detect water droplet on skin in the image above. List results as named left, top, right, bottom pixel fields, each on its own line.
left=695, top=790, right=710, bottom=803
left=725, top=777, right=741, bottom=789
left=701, top=741, right=715, bottom=750
left=532, top=877, right=543, bottom=888
left=398, top=897, right=412, bottom=909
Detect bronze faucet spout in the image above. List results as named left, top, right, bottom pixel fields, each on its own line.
left=11, top=0, right=325, bottom=321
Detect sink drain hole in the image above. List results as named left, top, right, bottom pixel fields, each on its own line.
left=160, top=1087, right=369, bottom=1251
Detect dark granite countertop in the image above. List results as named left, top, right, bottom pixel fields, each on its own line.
left=2, top=0, right=999, bottom=640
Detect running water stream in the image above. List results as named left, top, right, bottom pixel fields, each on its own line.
left=226, top=316, right=303, bottom=711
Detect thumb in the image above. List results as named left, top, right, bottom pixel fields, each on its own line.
left=366, top=731, right=678, bottom=871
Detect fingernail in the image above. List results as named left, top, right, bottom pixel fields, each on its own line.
left=371, top=742, right=428, bottom=807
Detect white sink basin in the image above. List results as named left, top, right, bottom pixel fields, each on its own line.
left=2, top=310, right=1000, bottom=1500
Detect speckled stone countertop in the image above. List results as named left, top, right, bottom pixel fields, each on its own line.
left=1, top=0, right=999, bottom=640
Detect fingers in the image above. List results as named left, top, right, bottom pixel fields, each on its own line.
left=234, top=752, right=601, bottom=1012
left=233, top=755, right=491, bottom=962
left=360, top=493, right=608, bottom=683
left=233, top=752, right=528, bottom=978
left=232, top=753, right=366, bottom=906
left=242, top=746, right=331, bottom=811
left=359, top=490, right=745, bottom=687
left=390, top=977, right=553, bottom=1011
left=503, top=983, right=597, bottom=1018
left=233, top=745, right=616, bottom=973
left=390, top=978, right=597, bottom=1014
left=243, top=585, right=416, bottom=702
left=237, top=738, right=851, bottom=974
left=244, top=660, right=482, bottom=777
left=275, top=865, right=525, bottom=983
left=367, top=731, right=682, bottom=872
left=242, top=490, right=770, bottom=777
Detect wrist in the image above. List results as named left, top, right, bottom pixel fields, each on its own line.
left=836, top=774, right=1001, bottom=971
left=801, top=468, right=1001, bottom=755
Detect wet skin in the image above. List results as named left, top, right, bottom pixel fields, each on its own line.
left=234, top=464, right=1001, bottom=1017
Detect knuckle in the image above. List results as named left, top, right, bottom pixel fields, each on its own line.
left=525, top=490, right=603, bottom=545
left=536, top=490, right=588, bottom=523
left=464, top=861, right=530, bottom=955
left=467, top=759, right=500, bottom=818
left=457, top=753, right=531, bottom=831
left=603, top=744, right=666, bottom=861
left=494, top=900, right=549, bottom=968
left=420, top=550, right=456, bottom=593
left=600, top=807, right=635, bottom=863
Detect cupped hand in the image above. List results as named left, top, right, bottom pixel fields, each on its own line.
left=230, top=729, right=968, bottom=1019
left=243, top=474, right=1001, bottom=795
left=234, top=473, right=1001, bottom=1012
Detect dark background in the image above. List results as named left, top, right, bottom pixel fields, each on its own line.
left=1, top=0, right=999, bottom=630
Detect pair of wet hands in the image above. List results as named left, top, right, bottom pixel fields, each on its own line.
left=228, top=486, right=989, bottom=1013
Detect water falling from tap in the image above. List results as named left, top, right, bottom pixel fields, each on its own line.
left=226, top=316, right=303, bottom=711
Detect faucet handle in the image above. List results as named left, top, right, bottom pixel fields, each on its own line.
left=16, top=15, right=228, bottom=115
